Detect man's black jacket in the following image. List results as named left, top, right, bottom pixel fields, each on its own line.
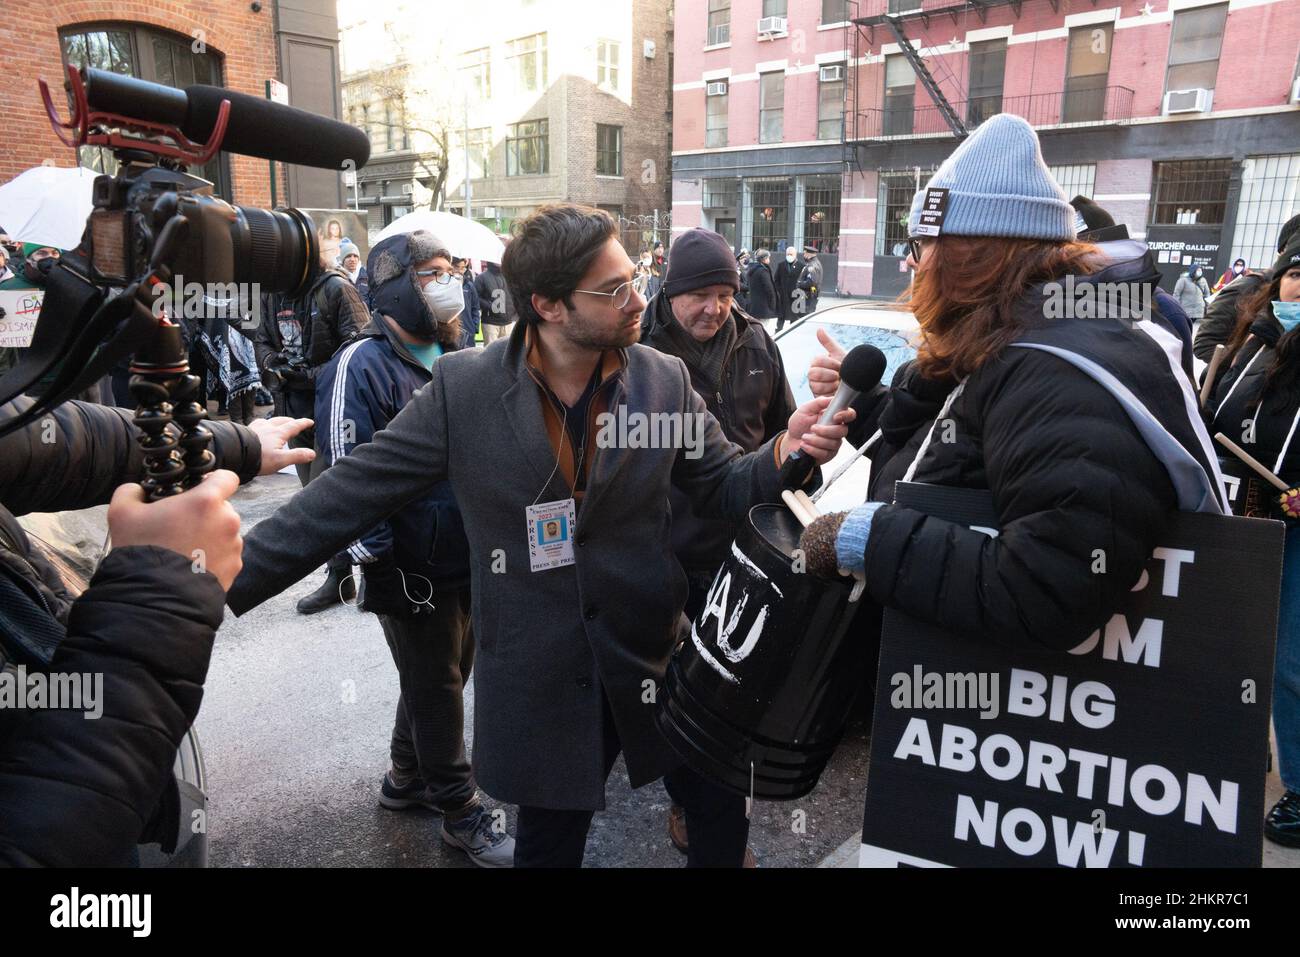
left=640, top=292, right=796, bottom=571
left=0, top=396, right=261, bottom=866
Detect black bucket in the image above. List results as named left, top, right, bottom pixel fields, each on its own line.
left=655, top=504, right=869, bottom=800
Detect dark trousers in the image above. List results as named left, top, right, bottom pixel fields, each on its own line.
left=376, top=587, right=477, bottom=812
left=514, top=693, right=750, bottom=868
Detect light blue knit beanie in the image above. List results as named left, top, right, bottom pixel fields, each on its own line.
left=907, top=114, right=1075, bottom=242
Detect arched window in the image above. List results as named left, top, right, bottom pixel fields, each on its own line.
left=59, top=23, right=231, bottom=199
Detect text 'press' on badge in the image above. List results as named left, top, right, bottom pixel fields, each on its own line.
left=912, top=187, right=949, bottom=238
left=527, top=498, right=577, bottom=572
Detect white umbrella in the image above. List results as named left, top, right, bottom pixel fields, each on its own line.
left=375, top=210, right=506, bottom=264
left=0, top=165, right=98, bottom=250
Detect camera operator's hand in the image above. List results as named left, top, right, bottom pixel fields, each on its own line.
left=780, top=395, right=855, bottom=466
left=246, top=416, right=315, bottom=475
left=107, top=470, right=244, bottom=590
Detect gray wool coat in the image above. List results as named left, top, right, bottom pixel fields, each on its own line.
left=226, top=324, right=789, bottom=810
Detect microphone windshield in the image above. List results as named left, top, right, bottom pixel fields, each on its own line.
left=839, top=344, right=888, bottom=393
left=184, top=84, right=371, bottom=171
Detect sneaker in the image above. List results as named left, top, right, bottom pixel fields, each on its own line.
left=666, top=804, right=758, bottom=867
left=1265, top=789, right=1300, bottom=848
left=378, top=772, right=438, bottom=812
left=441, top=805, right=516, bottom=868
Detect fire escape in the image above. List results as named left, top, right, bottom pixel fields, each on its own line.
left=841, top=0, right=1129, bottom=185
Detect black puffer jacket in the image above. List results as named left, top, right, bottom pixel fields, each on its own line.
left=474, top=264, right=518, bottom=326
left=640, top=292, right=796, bottom=570
left=845, top=256, right=1221, bottom=653
left=1193, top=271, right=1266, bottom=363
left=0, top=396, right=261, bottom=866
left=1208, top=307, right=1300, bottom=505
left=746, top=260, right=779, bottom=319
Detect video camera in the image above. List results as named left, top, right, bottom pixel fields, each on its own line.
left=0, top=66, right=370, bottom=496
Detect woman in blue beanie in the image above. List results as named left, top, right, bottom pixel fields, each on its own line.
left=807, top=113, right=1226, bottom=653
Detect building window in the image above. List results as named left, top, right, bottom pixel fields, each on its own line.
left=759, top=71, right=784, bottom=144
left=59, top=25, right=228, bottom=198
left=748, top=177, right=790, bottom=252
left=596, top=124, right=623, bottom=176
left=460, top=47, right=491, bottom=101
left=762, top=0, right=787, bottom=16
left=876, top=169, right=934, bottom=255
left=888, top=0, right=922, bottom=11
left=506, top=119, right=549, bottom=175
left=1166, top=4, right=1227, bottom=94
left=821, top=0, right=850, bottom=24
left=1063, top=23, right=1113, bottom=123
left=596, top=39, right=620, bottom=90
left=1151, top=159, right=1233, bottom=226
left=457, top=127, right=492, bottom=179
left=507, top=33, right=547, bottom=94
left=967, top=39, right=1007, bottom=127
left=703, top=179, right=740, bottom=209
left=818, top=64, right=845, bottom=140
left=1232, top=154, right=1300, bottom=270
left=802, top=175, right=841, bottom=255
left=707, top=0, right=731, bottom=46
left=706, top=82, right=729, bottom=148
left=384, top=101, right=397, bottom=152
left=883, top=55, right=915, bottom=136
left=1049, top=164, right=1097, bottom=201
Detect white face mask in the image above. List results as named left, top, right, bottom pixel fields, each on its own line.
left=423, top=276, right=464, bottom=323
left=785, top=252, right=796, bottom=263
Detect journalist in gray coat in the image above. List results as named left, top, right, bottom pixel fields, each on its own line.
left=227, top=305, right=838, bottom=811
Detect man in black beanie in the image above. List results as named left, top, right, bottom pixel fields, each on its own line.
left=638, top=226, right=798, bottom=864
left=1196, top=214, right=1300, bottom=362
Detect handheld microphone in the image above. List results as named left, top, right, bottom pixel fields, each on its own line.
left=781, top=343, right=887, bottom=488
left=80, top=68, right=372, bottom=171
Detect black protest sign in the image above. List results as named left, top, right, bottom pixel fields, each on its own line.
left=860, top=483, right=1284, bottom=868
left=912, top=188, right=949, bottom=238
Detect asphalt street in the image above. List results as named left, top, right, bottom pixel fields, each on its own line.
left=203, top=470, right=874, bottom=868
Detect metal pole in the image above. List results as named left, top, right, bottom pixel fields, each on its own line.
left=464, top=91, right=472, bottom=220
left=265, top=80, right=277, bottom=207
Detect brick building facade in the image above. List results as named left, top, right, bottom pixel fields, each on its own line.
left=0, top=0, right=344, bottom=211
left=671, top=0, right=1300, bottom=298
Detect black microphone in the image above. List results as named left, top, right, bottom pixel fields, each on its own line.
left=781, top=343, right=887, bottom=488
left=81, top=68, right=371, bottom=171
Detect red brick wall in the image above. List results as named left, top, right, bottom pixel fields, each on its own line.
left=0, top=1, right=280, bottom=206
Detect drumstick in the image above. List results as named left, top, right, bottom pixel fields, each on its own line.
left=781, top=489, right=816, bottom=527
left=792, top=489, right=820, bottom=520
left=1214, top=432, right=1289, bottom=491
left=1199, top=345, right=1227, bottom=408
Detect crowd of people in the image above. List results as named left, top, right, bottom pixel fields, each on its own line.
left=3, top=111, right=1300, bottom=868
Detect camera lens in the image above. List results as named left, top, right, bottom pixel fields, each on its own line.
left=233, top=206, right=320, bottom=298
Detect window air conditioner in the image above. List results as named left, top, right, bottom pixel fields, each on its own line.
left=820, top=65, right=845, bottom=82
left=757, top=16, right=788, bottom=38
left=401, top=183, right=414, bottom=195
left=706, top=82, right=728, bottom=96
left=1162, top=88, right=1213, bottom=115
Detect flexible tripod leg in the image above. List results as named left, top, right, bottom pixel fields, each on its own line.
left=128, top=317, right=215, bottom=501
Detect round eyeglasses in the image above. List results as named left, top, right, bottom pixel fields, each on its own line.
left=573, top=280, right=640, bottom=310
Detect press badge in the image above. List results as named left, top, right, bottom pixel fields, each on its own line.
left=527, top=498, right=577, bottom=572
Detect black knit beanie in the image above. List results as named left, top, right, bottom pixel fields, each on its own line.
left=662, top=228, right=740, bottom=297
